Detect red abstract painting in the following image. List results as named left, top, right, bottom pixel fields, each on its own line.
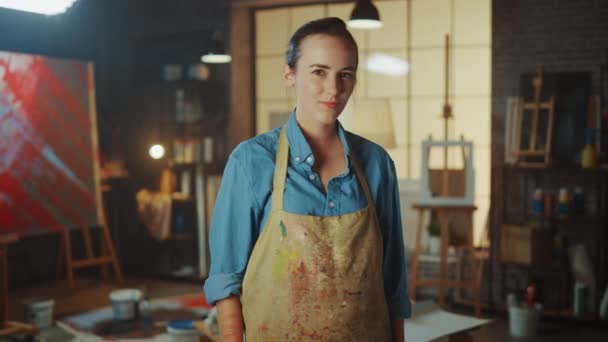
left=0, top=51, right=102, bottom=235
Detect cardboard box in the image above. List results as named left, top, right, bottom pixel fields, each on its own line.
left=500, top=224, right=553, bottom=267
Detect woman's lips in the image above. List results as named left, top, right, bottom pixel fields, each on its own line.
left=321, top=101, right=337, bottom=109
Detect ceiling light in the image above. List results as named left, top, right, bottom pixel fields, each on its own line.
left=201, top=54, right=232, bottom=64
left=348, top=0, right=383, bottom=30
left=0, top=0, right=78, bottom=15
left=201, top=31, right=231, bottom=64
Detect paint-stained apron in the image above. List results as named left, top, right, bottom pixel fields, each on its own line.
left=241, top=128, right=391, bottom=341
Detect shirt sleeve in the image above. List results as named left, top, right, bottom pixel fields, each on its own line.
left=377, top=157, right=412, bottom=319
left=203, top=152, right=262, bottom=306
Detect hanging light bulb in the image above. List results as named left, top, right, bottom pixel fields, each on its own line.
left=201, top=53, right=232, bottom=64
left=348, top=0, right=383, bottom=30
left=201, top=31, right=231, bottom=64
left=149, top=144, right=165, bottom=160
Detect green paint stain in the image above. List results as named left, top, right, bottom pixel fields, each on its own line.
left=280, top=220, right=287, bottom=237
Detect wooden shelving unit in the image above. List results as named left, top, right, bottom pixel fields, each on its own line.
left=494, top=165, right=608, bottom=321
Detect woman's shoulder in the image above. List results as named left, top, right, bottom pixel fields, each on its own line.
left=229, top=127, right=282, bottom=164
left=344, top=130, right=393, bottom=166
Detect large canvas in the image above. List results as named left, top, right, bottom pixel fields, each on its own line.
left=0, top=51, right=102, bottom=235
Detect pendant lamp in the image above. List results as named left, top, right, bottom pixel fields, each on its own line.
left=348, top=0, right=383, bottom=30
left=201, top=31, right=231, bottom=64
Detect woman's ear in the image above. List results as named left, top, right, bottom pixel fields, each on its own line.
left=283, top=64, right=295, bottom=87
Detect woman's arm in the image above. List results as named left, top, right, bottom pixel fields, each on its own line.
left=392, top=319, right=405, bottom=342
left=376, top=157, right=412, bottom=320
left=205, top=151, right=263, bottom=341
left=217, top=296, right=244, bottom=341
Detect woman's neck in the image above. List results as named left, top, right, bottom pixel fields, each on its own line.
left=295, top=112, right=340, bottom=155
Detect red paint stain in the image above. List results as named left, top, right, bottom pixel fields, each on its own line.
left=296, top=261, right=306, bottom=274
left=318, top=288, right=328, bottom=301
left=289, top=261, right=310, bottom=308
left=258, top=323, right=269, bottom=333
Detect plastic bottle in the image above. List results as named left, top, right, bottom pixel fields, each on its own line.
left=557, top=187, right=569, bottom=219
left=581, top=129, right=597, bottom=169
left=532, top=188, right=544, bottom=215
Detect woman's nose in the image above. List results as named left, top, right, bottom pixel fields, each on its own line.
left=325, top=76, right=341, bottom=95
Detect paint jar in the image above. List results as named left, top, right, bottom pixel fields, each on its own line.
left=109, top=289, right=143, bottom=321
left=532, top=188, right=544, bottom=215
left=167, top=320, right=200, bottom=342
left=23, top=298, right=55, bottom=329
left=508, top=303, right=541, bottom=338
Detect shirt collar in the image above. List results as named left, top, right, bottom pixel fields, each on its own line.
left=286, top=111, right=352, bottom=170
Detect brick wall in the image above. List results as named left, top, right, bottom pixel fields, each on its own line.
left=490, top=0, right=608, bottom=306
left=492, top=0, right=608, bottom=160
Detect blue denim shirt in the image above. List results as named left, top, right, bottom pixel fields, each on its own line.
left=204, top=113, right=411, bottom=319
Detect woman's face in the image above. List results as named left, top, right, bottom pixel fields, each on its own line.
left=284, top=34, right=357, bottom=126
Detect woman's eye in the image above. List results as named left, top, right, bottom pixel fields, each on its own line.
left=312, top=69, right=325, bottom=76
left=340, top=72, right=354, bottom=80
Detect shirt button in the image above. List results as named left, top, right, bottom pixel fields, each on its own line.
left=329, top=201, right=335, bottom=208
left=309, top=174, right=316, bottom=181
left=295, top=157, right=301, bottom=162
left=306, top=156, right=314, bottom=164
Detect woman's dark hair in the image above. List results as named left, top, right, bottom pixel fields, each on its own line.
left=286, top=17, right=358, bottom=69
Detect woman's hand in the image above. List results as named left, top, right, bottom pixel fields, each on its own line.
left=216, top=296, right=244, bottom=342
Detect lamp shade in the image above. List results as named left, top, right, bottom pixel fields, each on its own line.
left=348, top=0, right=383, bottom=30
left=201, top=34, right=231, bottom=64
left=340, top=98, right=396, bottom=149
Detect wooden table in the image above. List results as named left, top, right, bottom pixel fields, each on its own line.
left=409, top=203, right=481, bottom=316
left=0, top=233, right=38, bottom=337
left=436, top=319, right=608, bottom=342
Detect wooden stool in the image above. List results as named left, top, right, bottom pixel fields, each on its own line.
left=1, top=234, right=38, bottom=338
left=409, top=204, right=481, bottom=316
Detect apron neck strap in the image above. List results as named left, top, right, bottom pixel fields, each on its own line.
left=272, top=127, right=289, bottom=211
left=272, top=126, right=376, bottom=211
left=350, top=154, right=375, bottom=209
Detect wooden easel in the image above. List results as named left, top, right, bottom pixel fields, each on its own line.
left=515, top=66, right=555, bottom=167
left=59, top=66, right=124, bottom=290
left=0, top=234, right=37, bottom=338
left=60, top=221, right=123, bottom=290
left=410, top=34, right=482, bottom=316
left=58, top=167, right=123, bottom=289
left=409, top=204, right=481, bottom=316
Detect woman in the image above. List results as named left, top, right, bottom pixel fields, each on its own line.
left=204, top=17, right=411, bottom=341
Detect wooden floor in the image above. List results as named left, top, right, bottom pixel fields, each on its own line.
left=7, top=276, right=203, bottom=321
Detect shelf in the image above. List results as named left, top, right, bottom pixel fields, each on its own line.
left=538, top=308, right=601, bottom=324
left=520, top=214, right=604, bottom=225
left=553, top=216, right=605, bottom=226
left=503, top=164, right=608, bottom=174
left=492, top=303, right=601, bottom=324
left=171, top=196, right=194, bottom=202
left=170, top=161, right=225, bottom=174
